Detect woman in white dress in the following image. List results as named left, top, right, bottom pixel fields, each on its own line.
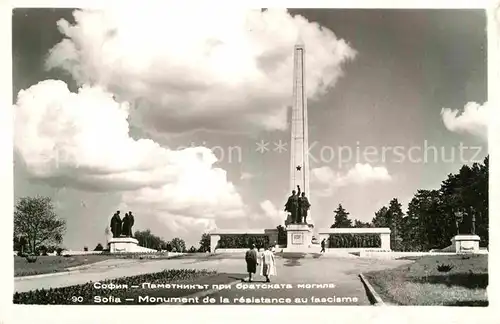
left=259, top=245, right=277, bottom=282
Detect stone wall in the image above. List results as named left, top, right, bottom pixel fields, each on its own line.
left=209, top=228, right=279, bottom=253
left=209, top=227, right=394, bottom=253
left=317, top=227, right=392, bottom=250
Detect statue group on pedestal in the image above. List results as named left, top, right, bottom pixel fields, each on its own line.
left=284, top=185, right=311, bottom=224
left=110, top=210, right=135, bottom=238
left=454, top=207, right=476, bottom=235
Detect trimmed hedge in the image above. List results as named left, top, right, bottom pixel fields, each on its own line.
left=217, top=234, right=270, bottom=249
left=328, top=234, right=381, bottom=248
left=13, top=269, right=215, bottom=305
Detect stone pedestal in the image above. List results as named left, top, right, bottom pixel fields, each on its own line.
left=284, top=224, right=313, bottom=252
left=452, top=234, right=480, bottom=253
left=109, top=237, right=139, bottom=253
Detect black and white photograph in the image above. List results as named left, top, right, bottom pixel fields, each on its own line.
left=5, top=3, right=496, bottom=318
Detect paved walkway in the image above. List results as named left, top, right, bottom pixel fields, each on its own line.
left=207, top=254, right=410, bottom=305
left=14, top=253, right=411, bottom=305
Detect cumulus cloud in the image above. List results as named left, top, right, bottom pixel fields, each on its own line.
left=14, top=80, right=245, bottom=224
left=46, top=7, right=356, bottom=134
left=239, top=200, right=287, bottom=229
left=145, top=213, right=217, bottom=236
left=311, top=163, right=392, bottom=196
left=240, top=172, right=255, bottom=180
left=259, top=200, right=287, bottom=222
left=441, top=102, right=489, bottom=141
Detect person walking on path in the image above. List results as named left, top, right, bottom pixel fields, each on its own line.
left=260, top=245, right=277, bottom=282
left=245, top=244, right=258, bottom=282
left=320, top=238, right=326, bottom=253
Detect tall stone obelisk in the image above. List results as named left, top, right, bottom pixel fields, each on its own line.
left=289, top=43, right=312, bottom=225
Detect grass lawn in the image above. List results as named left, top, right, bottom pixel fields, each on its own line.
left=14, top=255, right=115, bottom=277
left=14, top=252, right=224, bottom=277
left=364, top=254, right=488, bottom=306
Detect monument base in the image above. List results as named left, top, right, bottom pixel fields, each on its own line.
left=283, top=224, right=314, bottom=252
left=109, top=237, right=139, bottom=253
left=452, top=234, right=480, bottom=253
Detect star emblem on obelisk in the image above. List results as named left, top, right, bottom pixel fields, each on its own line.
left=296, top=165, right=302, bottom=171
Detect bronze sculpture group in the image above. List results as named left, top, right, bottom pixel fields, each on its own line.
left=110, top=210, right=135, bottom=238
left=284, top=185, right=311, bottom=225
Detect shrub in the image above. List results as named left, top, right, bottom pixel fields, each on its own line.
left=36, top=245, right=49, bottom=256
left=13, top=269, right=216, bottom=304
left=328, top=234, right=381, bottom=248
left=25, top=255, right=37, bottom=263
left=437, top=264, right=454, bottom=272
left=83, top=247, right=88, bottom=252
left=56, top=248, right=64, bottom=256
left=217, top=234, right=270, bottom=249
left=93, top=243, right=104, bottom=251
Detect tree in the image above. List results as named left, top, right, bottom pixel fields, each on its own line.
left=372, top=206, right=389, bottom=227
left=169, top=237, right=186, bottom=253
left=94, top=243, right=104, bottom=251
left=331, top=204, right=352, bottom=228
left=440, top=157, right=488, bottom=245
left=472, top=156, right=488, bottom=244
left=353, top=220, right=372, bottom=228
left=199, top=233, right=211, bottom=252
left=38, top=245, right=48, bottom=256
left=395, top=155, right=489, bottom=252
left=134, top=229, right=168, bottom=250
left=14, top=196, right=66, bottom=255
left=13, top=235, right=28, bottom=255
left=387, top=198, right=405, bottom=251
left=403, top=189, right=443, bottom=251
left=372, top=199, right=405, bottom=251
left=436, top=158, right=488, bottom=246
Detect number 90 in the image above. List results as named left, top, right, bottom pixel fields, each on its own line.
left=71, top=296, right=83, bottom=303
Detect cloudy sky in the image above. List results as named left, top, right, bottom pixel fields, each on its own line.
left=12, top=8, right=488, bottom=249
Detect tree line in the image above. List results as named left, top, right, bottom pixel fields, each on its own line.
left=330, top=156, right=488, bottom=251
left=134, top=230, right=202, bottom=253
left=13, top=157, right=488, bottom=254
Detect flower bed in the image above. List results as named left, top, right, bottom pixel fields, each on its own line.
left=14, top=269, right=217, bottom=304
